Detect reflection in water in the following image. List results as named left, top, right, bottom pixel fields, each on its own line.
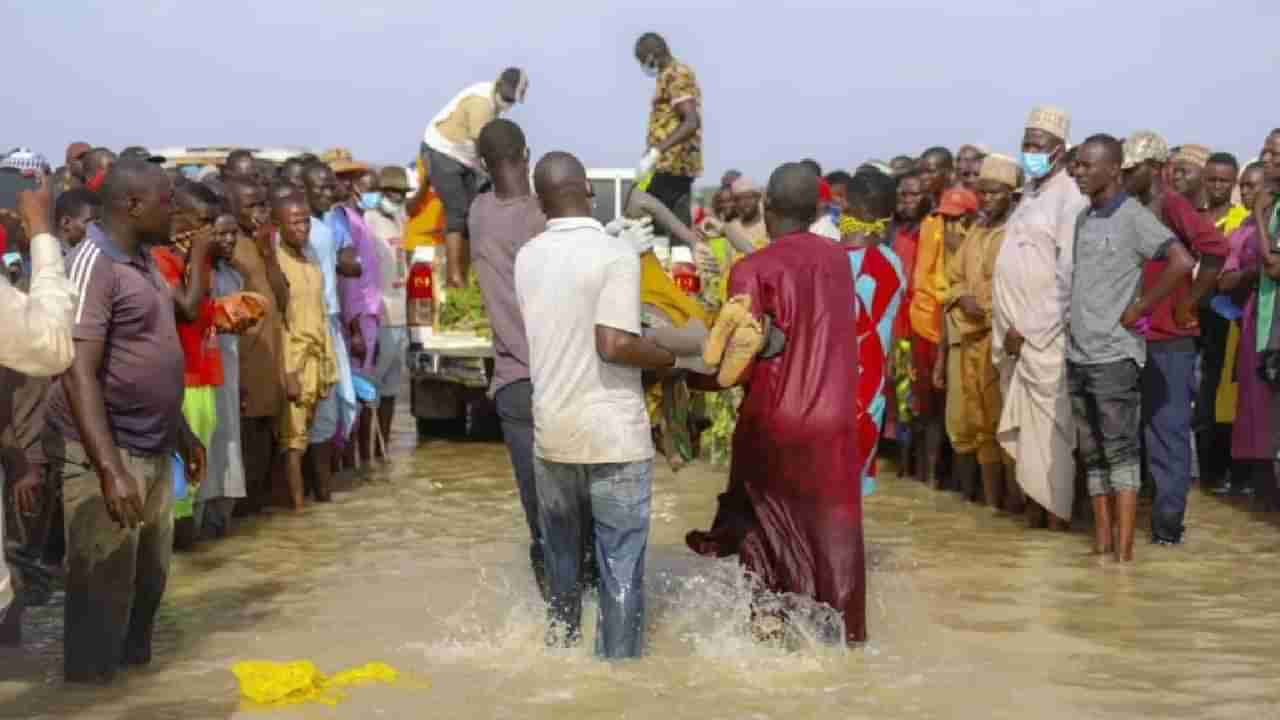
left=2, top=409, right=1280, bottom=719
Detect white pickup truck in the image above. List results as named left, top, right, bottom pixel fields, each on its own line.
left=407, top=169, right=648, bottom=437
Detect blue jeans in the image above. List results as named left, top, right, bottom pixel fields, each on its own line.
left=1142, top=341, right=1197, bottom=542
left=534, top=457, right=652, bottom=659
left=493, top=381, right=544, bottom=594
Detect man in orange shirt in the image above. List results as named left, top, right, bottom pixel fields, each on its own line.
left=909, top=146, right=957, bottom=488
left=404, top=157, right=446, bottom=252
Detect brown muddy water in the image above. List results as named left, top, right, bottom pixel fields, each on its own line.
left=3, top=411, right=1280, bottom=719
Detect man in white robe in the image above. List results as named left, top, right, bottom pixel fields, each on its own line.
left=992, top=106, right=1088, bottom=526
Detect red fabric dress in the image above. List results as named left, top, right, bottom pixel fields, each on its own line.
left=849, top=245, right=906, bottom=493
left=686, top=231, right=865, bottom=642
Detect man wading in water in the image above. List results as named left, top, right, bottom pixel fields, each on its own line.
left=515, top=152, right=681, bottom=658
left=44, top=160, right=189, bottom=682
left=469, top=119, right=550, bottom=596
left=686, top=163, right=866, bottom=643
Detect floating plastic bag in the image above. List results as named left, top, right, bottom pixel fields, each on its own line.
left=231, top=660, right=402, bottom=707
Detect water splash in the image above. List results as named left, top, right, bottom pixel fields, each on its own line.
left=410, top=554, right=849, bottom=679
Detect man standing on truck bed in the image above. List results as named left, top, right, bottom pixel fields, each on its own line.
left=634, top=32, right=703, bottom=231
left=421, top=67, right=529, bottom=289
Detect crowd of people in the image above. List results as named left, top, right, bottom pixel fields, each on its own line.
left=679, top=116, right=1280, bottom=638
left=3, top=27, right=1280, bottom=676
left=0, top=141, right=417, bottom=681
left=423, top=32, right=1280, bottom=658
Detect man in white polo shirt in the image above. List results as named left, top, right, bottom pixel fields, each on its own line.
left=515, top=151, right=683, bottom=659
left=422, top=67, right=528, bottom=288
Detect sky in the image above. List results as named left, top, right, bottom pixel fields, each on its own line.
left=4, top=0, right=1279, bottom=184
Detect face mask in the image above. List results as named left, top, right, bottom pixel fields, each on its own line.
left=495, top=94, right=513, bottom=113
left=359, top=192, right=382, bottom=210
left=641, top=58, right=660, bottom=79
left=3, top=252, right=20, bottom=268
left=379, top=197, right=403, bottom=216
left=1022, top=150, right=1054, bottom=180
left=87, top=169, right=107, bottom=192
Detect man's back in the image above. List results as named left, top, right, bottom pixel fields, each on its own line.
left=731, top=231, right=859, bottom=443
left=469, top=192, right=545, bottom=395
left=514, top=217, right=652, bottom=465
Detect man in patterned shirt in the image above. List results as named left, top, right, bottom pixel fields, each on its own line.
left=634, top=32, right=703, bottom=231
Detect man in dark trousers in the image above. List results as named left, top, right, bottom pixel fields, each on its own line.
left=44, top=160, right=188, bottom=682
left=468, top=119, right=548, bottom=595
left=1122, top=131, right=1228, bottom=546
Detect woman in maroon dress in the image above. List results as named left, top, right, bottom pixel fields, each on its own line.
left=687, top=164, right=865, bottom=643
left=1220, top=164, right=1276, bottom=497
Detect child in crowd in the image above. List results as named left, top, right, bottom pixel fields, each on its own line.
left=273, top=197, right=337, bottom=510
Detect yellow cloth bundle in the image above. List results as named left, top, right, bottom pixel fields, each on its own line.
left=704, top=294, right=765, bottom=387
left=232, top=660, right=402, bottom=707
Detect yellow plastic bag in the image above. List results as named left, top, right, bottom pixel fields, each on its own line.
left=232, top=660, right=401, bottom=707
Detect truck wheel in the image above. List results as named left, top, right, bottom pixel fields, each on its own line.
left=463, top=400, right=502, bottom=441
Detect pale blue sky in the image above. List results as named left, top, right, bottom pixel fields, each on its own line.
left=5, top=0, right=1279, bottom=182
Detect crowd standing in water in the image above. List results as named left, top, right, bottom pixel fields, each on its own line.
left=3, top=29, right=1280, bottom=674
left=0, top=144, right=418, bottom=680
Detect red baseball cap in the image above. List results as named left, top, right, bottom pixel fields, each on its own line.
left=937, top=188, right=979, bottom=217
left=818, top=178, right=833, bottom=203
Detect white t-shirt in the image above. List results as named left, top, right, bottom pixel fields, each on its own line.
left=422, top=81, right=496, bottom=170
left=810, top=214, right=841, bottom=241
left=514, top=217, right=654, bottom=465
left=364, top=208, right=408, bottom=327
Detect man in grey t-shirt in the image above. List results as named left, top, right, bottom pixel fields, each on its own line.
left=469, top=119, right=548, bottom=596
left=1066, top=135, right=1195, bottom=563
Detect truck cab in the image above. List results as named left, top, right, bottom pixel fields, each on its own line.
left=406, top=168, right=639, bottom=437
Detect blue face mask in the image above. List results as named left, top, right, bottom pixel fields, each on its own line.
left=359, top=192, right=383, bottom=210
left=1022, top=151, right=1053, bottom=180
left=3, top=252, right=21, bottom=268
left=641, top=61, right=659, bottom=79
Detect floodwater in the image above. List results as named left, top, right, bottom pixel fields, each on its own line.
left=3, top=412, right=1280, bottom=719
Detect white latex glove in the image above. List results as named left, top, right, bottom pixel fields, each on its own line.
left=607, top=217, right=656, bottom=254
left=624, top=217, right=655, bottom=254
left=637, top=147, right=661, bottom=177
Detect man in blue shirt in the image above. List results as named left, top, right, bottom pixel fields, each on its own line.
left=302, top=162, right=361, bottom=500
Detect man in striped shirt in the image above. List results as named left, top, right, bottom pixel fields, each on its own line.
left=44, top=159, right=186, bottom=683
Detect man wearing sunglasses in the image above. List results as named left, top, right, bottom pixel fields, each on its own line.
left=420, top=67, right=529, bottom=290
